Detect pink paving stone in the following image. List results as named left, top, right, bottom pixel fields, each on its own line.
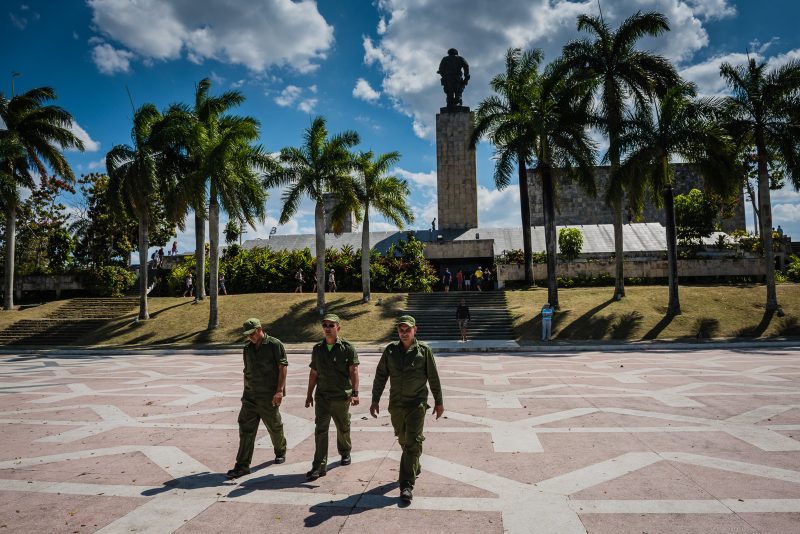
left=736, top=512, right=800, bottom=533
left=0, top=491, right=145, bottom=532
left=578, top=512, right=758, bottom=534
left=664, top=462, right=800, bottom=500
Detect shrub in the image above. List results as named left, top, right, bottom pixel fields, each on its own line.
left=86, top=265, right=136, bottom=297
left=558, top=228, right=584, bottom=261
left=786, top=254, right=800, bottom=282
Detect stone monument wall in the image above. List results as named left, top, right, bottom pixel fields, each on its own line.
left=527, top=163, right=746, bottom=232
left=436, top=110, right=478, bottom=230
left=323, top=192, right=357, bottom=234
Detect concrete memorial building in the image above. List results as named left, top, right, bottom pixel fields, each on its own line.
left=245, top=49, right=759, bottom=286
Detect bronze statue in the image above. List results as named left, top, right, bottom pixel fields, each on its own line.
left=437, top=48, right=470, bottom=109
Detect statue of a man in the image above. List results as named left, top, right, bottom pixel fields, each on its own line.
left=437, top=48, right=470, bottom=109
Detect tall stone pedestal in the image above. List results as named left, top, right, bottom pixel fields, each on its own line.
left=436, top=108, right=478, bottom=230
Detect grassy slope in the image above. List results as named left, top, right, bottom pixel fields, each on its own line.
left=1, top=285, right=798, bottom=346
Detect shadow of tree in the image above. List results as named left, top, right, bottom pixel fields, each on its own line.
left=735, top=309, right=776, bottom=338
left=776, top=315, right=800, bottom=336
left=609, top=311, right=643, bottom=340
left=555, top=298, right=616, bottom=340
left=642, top=311, right=677, bottom=340
left=693, top=318, right=720, bottom=339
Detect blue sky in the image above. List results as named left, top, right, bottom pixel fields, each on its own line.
left=3, top=0, right=800, bottom=255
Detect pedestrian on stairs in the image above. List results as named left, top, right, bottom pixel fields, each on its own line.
left=456, top=298, right=471, bottom=342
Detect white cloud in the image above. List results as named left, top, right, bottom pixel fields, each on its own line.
left=395, top=168, right=437, bottom=189
left=680, top=51, right=751, bottom=96
left=274, top=85, right=301, bottom=107
left=87, top=0, right=334, bottom=73
left=91, top=42, right=134, bottom=75
left=353, top=78, right=381, bottom=102
left=297, top=99, right=317, bottom=114
left=477, top=185, right=522, bottom=227
left=87, top=157, right=106, bottom=170
left=68, top=121, right=101, bottom=152
left=772, top=203, right=800, bottom=223
left=366, top=0, right=730, bottom=139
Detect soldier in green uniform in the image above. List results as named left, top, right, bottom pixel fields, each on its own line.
left=305, top=313, right=360, bottom=480
left=370, top=315, right=444, bottom=503
left=226, top=318, right=288, bottom=479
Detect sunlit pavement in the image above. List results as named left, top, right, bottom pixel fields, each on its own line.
left=1, top=345, right=800, bottom=533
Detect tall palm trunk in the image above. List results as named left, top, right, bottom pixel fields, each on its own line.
left=361, top=204, right=371, bottom=303
left=207, top=186, right=219, bottom=329
left=541, top=166, right=559, bottom=309
left=137, top=213, right=150, bottom=320
left=194, top=212, right=206, bottom=301
left=663, top=178, right=680, bottom=315
left=517, top=151, right=534, bottom=284
left=314, top=200, right=326, bottom=314
left=3, top=200, right=16, bottom=310
left=756, top=139, right=778, bottom=311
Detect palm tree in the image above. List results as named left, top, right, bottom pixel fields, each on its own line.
left=156, top=79, right=268, bottom=328
left=264, top=116, right=359, bottom=314
left=528, top=57, right=597, bottom=309
left=106, top=104, right=166, bottom=320
left=472, top=48, right=542, bottom=284
left=0, top=86, right=84, bottom=310
left=562, top=11, right=679, bottom=300
left=617, top=83, right=738, bottom=315
left=720, top=57, right=800, bottom=312
left=352, top=150, right=413, bottom=303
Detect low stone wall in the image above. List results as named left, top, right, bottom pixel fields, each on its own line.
left=496, top=258, right=766, bottom=287
left=14, top=274, right=86, bottom=299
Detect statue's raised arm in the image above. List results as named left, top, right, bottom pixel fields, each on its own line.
left=437, top=48, right=470, bottom=109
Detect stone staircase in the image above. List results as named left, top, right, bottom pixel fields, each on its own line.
left=402, top=292, right=515, bottom=340
left=0, top=297, right=138, bottom=346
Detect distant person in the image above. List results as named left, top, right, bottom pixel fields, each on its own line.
left=328, top=269, right=337, bottom=293
left=483, top=267, right=492, bottom=291
left=157, top=247, right=164, bottom=265
left=777, top=225, right=784, bottom=238
left=541, top=302, right=553, bottom=341
left=456, top=298, right=471, bottom=342
left=225, top=318, right=288, bottom=479
left=171, top=240, right=178, bottom=256
left=219, top=273, right=227, bottom=295
left=442, top=268, right=452, bottom=292
left=184, top=274, right=193, bottom=297
left=464, top=271, right=471, bottom=291
left=305, top=314, right=360, bottom=481
left=370, top=315, right=444, bottom=504
left=474, top=267, right=483, bottom=291
left=456, top=269, right=463, bottom=291
left=295, top=269, right=305, bottom=293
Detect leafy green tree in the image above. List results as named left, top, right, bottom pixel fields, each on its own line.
left=720, top=57, right=800, bottom=312
left=0, top=86, right=84, bottom=309
left=562, top=11, right=679, bottom=300
left=558, top=228, right=584, bottom=261
left=107, top=104, right=173, bottom=320
left=674, top=189, right=719, bottom=246
left=224, top=219, right=241, bottom=246
left=352, top=150, right=413, bottom=303
left=264, top=116, right=359, bottom=314
left=617, top=83, right=738, bottom=314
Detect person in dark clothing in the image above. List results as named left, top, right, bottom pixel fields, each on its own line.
left=456, top=298, right=471, bottom=342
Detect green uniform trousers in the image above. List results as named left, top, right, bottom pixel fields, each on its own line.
left=234, top=398, right=287, bottom=469
left=313, top=395, right=352, bottom=470
left=389, top=402, right=427, bottom=490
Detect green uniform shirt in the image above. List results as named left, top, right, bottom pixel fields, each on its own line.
left=371, top=339, right=443, bottom=407
left=310, top=337, right=359, bottom=400
left=242, top=335, right=288, bottom=401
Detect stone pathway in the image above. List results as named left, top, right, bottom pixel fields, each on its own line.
left=1, top=347, right=799, bottom=532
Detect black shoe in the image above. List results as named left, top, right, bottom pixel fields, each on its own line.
left=306, top=468, right=326, bottom=481
left=400, top=488, right=413, bottom=502
left=225, top=465, right=250, bottom=479
left=340, top=455, right=351, bottom=466
left=274, top=455, right=286, bottom=464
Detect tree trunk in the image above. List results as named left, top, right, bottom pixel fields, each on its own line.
left=3, top=201, right=16, bottom=310
left=663, top=181, right=681, bottom=315
left=745, top=179, right=759, bottom=236
left=137, top=212, right=150, bottom=320
left=756, top=141, right=778, bottom=311
left=361, top=205, right=371, bottom=303
left=540, top=166, right=559, bottom=309
left=194, top=211, right=206, bottom=301
left=315, top=200, right=326, bottom=315
left=517, top=153, right=534, bottom=284
left=207, top=187, right=219, bottom=329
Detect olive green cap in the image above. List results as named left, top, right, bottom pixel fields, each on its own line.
left=322, top=313, right=340, bottom=324
left=242, top=318, right=262, bottom=335
left=397, top=315, right=416, bottom=327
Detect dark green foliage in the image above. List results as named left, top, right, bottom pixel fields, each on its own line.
left=558, top=228, right=584, bottom=261
left=674, top=188, right=718, bottom=245
left=786, top=255, right=800, bottom=282
left=86, top=265, right=136, bottom=297
left=496, top=249, right=546, bottom=265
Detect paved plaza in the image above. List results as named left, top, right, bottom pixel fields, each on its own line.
left=1, top=345, right=800, bottom=533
